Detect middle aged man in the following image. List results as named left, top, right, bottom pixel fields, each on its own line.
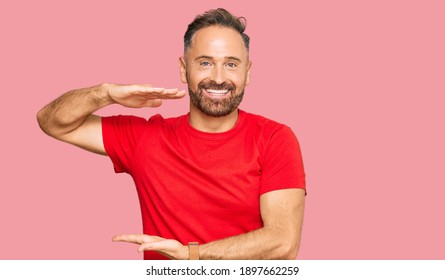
left=37, top=8, right=306, bottom=260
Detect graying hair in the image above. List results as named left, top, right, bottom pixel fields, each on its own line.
left=184, top=8, right=250, bottom=53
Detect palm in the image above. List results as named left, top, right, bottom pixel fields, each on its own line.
left=108, top=83, right=186, bottom=108
left=112, top=234, right=188, bottom=260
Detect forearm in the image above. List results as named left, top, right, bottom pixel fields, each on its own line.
left=37, top=83, right=113, bottom=138
left=113, top=190, right=304, bottom=260
left=200, top=226, right=300, bottom=260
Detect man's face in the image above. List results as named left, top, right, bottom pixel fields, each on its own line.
left=180, top=26, right=251, bottom=117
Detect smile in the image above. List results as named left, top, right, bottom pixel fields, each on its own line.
left=205, top=89, right=229, bottom=95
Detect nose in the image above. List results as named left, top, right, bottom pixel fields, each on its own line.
left=210, top=65, right=225, bottom=84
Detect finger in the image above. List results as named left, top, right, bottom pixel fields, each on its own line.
left=139, top=86, right=176, bottom=94
left=163, top=88, right=180, bottom=94
left=150, top=87, right=167, bottom=93
left=158, top=89, right=187, bottom=99
left=152, top=88, right=185, bottom=96
left=123, top=84, right=163, bottom=94
left=163, top=88, right=187, bottom=95
left=144, top=99, right=163, bottom=108
left=137, top=240, right=174, bottom=253
left=112, top=234, right=150, bottom=245
left=140, top=89, right=186, bottom=100
left=136, top=87, right=185, bottom=99
left=172, top=89, right=187, bottom=96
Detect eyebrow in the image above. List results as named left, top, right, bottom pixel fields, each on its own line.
left=195, top=55, right=243, bottom=63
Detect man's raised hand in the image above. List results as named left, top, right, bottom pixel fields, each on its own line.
left=106, top=83, right=186, bottom=108
left=37, top=82, right=186, bottom=155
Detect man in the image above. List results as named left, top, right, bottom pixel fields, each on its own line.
left=37, top=8, right=306, bottom=260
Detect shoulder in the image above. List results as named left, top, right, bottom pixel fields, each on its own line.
left=146, top=114, right=187, bottom=130
left=147, top=114, right=184, bottom=124
left=241, top=110, right=295, bottom=139
left=240, top=111, right=301, bottom=160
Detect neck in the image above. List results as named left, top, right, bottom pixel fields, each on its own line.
left=189, top=105, right=239, bottom=133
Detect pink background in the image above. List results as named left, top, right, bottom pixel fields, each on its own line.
left=1, top=0, right=444, bottom=259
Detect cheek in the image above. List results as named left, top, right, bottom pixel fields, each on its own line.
left=229, top=73, right=248, bottom=87
left=188, top=72, right=209, bottom=86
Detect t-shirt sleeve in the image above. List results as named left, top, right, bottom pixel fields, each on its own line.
left=260, top=125, right=306, bottom=195
left=102, top=115, right=148, bottom=173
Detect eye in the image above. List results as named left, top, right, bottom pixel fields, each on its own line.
left=226, top=62, right=238, bottom=69
left=200, top=61, right=212, bottom=67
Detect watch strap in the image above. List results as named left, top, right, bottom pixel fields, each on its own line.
left=188, top=242, right=199, bottom=260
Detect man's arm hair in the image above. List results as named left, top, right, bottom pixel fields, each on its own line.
left=199, top=188, right=305, bottom=259
left=36, top=84, right=111, bottom=155
left=36, top=83, right=186, bottom=155
left=114, top=188, right=305, bottom=259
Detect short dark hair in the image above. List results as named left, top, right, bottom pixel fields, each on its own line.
left=184, top=8, right=250, bottom=53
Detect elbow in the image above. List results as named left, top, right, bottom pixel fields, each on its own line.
left=279, top=240, right=300, bottom=260
left=270, top=234, right=300, bottom=260
left=36, top=108, right=47, bottom=133
left=36, top=107, right=58, bottom=138
left=264, top=226, right=302, bottom=259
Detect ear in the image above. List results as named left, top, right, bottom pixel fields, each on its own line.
left=179, top=57, right=187, bottom=84
left=246, top=60, right=252, bottom=85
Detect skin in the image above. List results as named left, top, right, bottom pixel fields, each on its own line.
left=36, top=25, right=305, bottom=260
left=180, top=26, right=251, bottom=132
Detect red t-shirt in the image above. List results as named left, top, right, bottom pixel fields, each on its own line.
left=102, top=110, right=305, bottom=259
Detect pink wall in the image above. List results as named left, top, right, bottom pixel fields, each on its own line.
left=1, top=0, right=444, bottom=259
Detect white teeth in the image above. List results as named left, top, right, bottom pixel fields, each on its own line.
left=206, top=89, right=229, bottom=94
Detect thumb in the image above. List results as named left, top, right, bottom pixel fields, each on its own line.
left=144, top=99, right=163, bottom=108
left=138, top=239, right=179, bottom=252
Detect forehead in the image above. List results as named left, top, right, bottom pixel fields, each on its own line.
left=187, top=26, right=248, bottom=60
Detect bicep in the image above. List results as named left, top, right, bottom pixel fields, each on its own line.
left=60, top=114, right=107, bottom=155
left=260, top=188, right=306, bottom=256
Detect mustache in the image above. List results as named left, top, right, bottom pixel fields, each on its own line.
left=198, top=80, right=236, bottom=92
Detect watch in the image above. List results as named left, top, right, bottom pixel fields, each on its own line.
left=188, top=242, right=199, bottom=260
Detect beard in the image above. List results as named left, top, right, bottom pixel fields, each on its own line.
left=188, top=79, right=245, bottom=117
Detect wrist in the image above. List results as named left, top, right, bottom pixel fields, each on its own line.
left=96, top=83, right=115, bottom=107
left=188, top=242, right=200, bottom=260
left=172, top=244, right=190, bottom=260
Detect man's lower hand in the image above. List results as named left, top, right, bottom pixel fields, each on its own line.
left=112, top=233, right=189, bottom=260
